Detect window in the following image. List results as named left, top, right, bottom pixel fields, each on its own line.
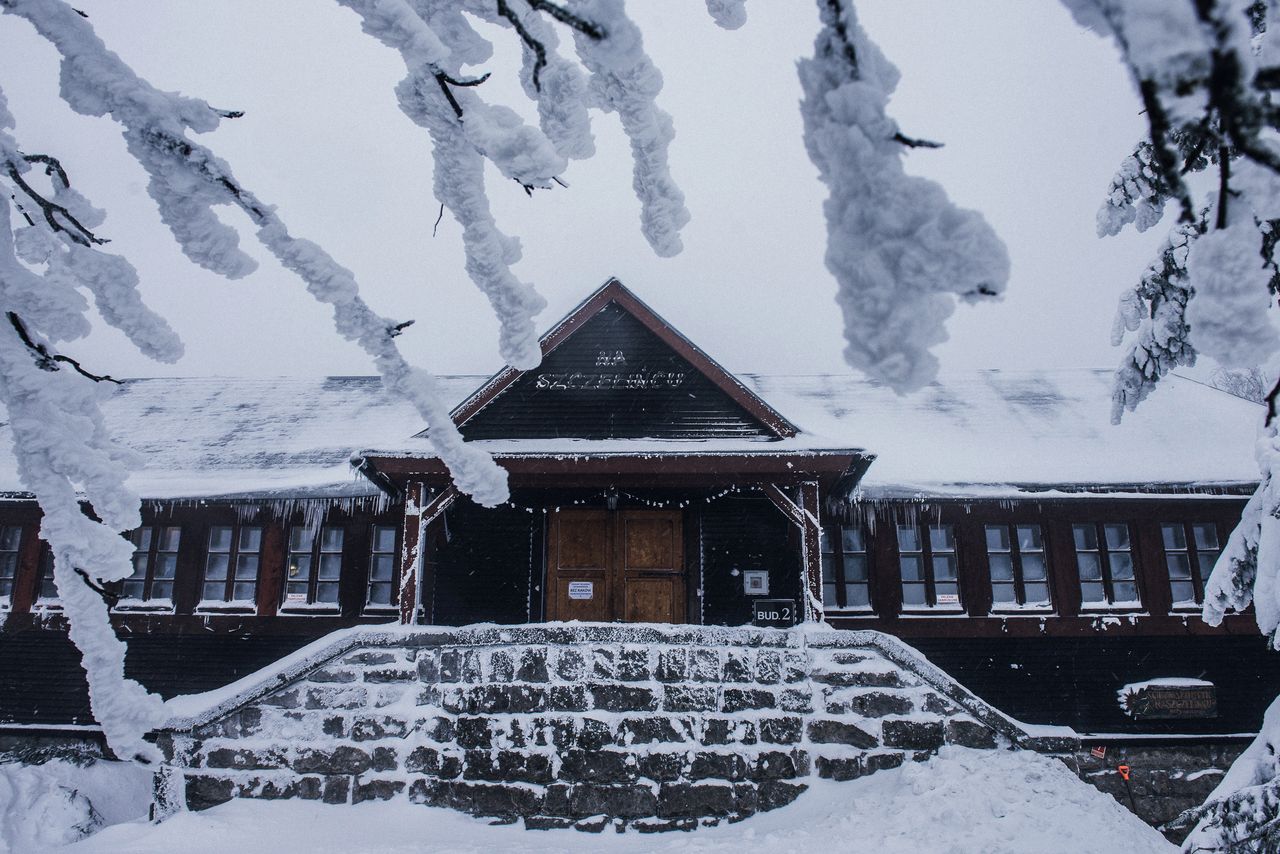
left=367, top=525, right=398, bottom=607
left=1074, top=523, right=1139, bottom=607
left=201, top=525, right=262, bottom=606
left=898, top=524, right=960, bottom=609
left=986, top=525, right=1051, bottom=610
left=36, top=545, right=57, bottom=602
left=820, top=525, right=870, bottom=610
left=1162, top=522, right=1221, bottom=607
left=0, top=525, right=20, bottom=604
left=120, top=526, right=181, bottom=603
left=284, top=526, right=343, bottom=607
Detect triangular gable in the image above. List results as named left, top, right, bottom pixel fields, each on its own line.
left=443, top=279, right=798, bottom=441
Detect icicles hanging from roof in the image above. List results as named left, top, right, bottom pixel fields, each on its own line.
left=148, top=493, right=395, bottom=530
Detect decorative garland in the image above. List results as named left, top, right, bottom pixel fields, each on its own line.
left=501, top=484, right=750, bottom=514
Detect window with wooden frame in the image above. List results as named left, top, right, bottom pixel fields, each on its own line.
left=200, top=525, right=262, bottom=606
left=117, top=526, right=181, bottom=604
left=366, top=524, right=398, bottom=608
left=820, top=525, right=871, bottom=611
left=897, top=523, right=961, bottom=609
left=1073, top=522, right=1139, bottom=607
left=1161, top=522, right=1221, bottom=608
left=986, top=524, right=1051, bottom=610
left=284, top=525, right=344, bottom=608
left=36, top=545, right=58, bottom=603
left=0, top=525, right=20, bottom=605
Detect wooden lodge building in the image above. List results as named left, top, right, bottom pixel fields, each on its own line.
left=1, top=278, right=1277, bottom=751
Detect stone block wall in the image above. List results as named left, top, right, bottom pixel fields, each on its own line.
left=159, top=625, right=1072, bottom=831
left=1069, top=742, right=1245, bottom=843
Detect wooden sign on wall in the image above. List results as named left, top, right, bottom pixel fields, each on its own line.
left=752, top=599, right=797, bottom=628
left=1120, top=682, right=1217, bottom=719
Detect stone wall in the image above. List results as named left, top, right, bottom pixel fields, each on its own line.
left=1069, top=742, right=1245, bottom=843
left=159, top=625, right=1074, bottom=831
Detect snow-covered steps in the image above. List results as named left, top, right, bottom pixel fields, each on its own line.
left=155, top=624, right=1077, bottom=830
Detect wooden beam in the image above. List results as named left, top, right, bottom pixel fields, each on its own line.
left=761, top=481, right=824, bottom=623
left=398, top=483, right=457, bottom=624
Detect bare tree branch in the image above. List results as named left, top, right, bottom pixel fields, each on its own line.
left=497, top=0, right=549, bottom=91
left=6, top=312, right=122, bottom=385
left=892, top=132, right=943, bottom=149
left=525, top=0, right=605, bottom=39
left=433, top=70, right=492, bottom=119
left=3, top=154, right=107, bottom=246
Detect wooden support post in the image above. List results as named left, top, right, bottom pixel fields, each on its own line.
left=398, top=483, right=458, bottom=625
left=398, top=483, right=424, bottom=625
left=761, top=481, right=824, bottom=623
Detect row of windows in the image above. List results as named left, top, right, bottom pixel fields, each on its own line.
left=5, top=523, right=401, bottom=612
left=820, top=520, right=1223, bottom=614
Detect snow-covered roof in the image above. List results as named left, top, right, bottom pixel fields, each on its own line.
left=0, top=377, right=441, bottom=500
left=747, top=369, right=1262, bottom=498
left=0, top=369, right=1261, bottom=501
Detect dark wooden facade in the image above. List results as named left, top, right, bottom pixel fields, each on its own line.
left=1, top=278, right=1277, bottom=740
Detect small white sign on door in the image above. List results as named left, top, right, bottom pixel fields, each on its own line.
left=567, top=581, right=594, bottom=600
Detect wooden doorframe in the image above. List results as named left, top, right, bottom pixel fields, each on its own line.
left=544, top=507, right=687, bottom=623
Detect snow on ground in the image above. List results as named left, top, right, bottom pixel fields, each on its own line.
left=64, top=748, right=1173, bottom=854
left=0, top=759, right=152, bottom=853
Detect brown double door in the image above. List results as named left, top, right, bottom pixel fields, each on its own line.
left=546, top=509, right=686, bottom=623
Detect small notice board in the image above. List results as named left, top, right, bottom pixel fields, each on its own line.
left=567, top=581, right=594, bottom=601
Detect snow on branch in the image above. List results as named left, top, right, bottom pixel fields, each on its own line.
left=0, top=85, right=170, bottom=762
left=1078, top=5, right=1280, bottom=839
left=339, top=0, right=554, bottom=370
left=704, top=0, right=748, bottom=31
left=1091, top=2, right=1280, bottom=418
left=1110, top=222, right=1200, bottom=422
left=337, top=0, right=694, bottom=364
left=798, top=0, right=1009, bottom=394
left=3, top=0, right=510, bottom=506
left=567, top=0, right=691, bottom=258
left=1175, top=693, right=1280, bottom=850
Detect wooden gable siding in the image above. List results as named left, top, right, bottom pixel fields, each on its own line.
left=458, top=302, right=778, bottom=441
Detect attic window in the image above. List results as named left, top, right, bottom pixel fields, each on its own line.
left=1074, top=523, right=1139, bottom=608
left=1162, top=522, right=1221, bottom=608
left=201, top=525, right=262, bottom=606
left=119, top=526, right=181, bottom=604
left=898, top=523, right=961, bottom=610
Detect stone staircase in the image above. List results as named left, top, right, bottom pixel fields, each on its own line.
left=158, top=624, right=1075, bottom=831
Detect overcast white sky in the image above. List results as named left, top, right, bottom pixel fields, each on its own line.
left=0, top=1, right=1167, bottom=381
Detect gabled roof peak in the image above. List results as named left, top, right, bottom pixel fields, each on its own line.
left=444, top=277, right=799, bottom=440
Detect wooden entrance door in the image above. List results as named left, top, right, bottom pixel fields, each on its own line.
left=546, top=509, right=685, bottom=623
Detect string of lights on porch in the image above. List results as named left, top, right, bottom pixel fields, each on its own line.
left=499, top=484, right=750, bottom=514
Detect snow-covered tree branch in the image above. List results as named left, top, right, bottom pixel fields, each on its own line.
left=798, top=0, right=1009, bottom=394
left=0, top=84, right=172, bottom=763
left=1070, top=0, right=1280, bottom=847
